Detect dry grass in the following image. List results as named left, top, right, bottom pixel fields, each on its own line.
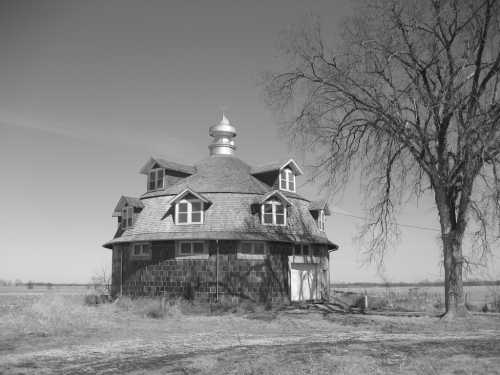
left=1, top=291, right=500, bottom=374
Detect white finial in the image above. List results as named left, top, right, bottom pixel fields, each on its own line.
left=209, top=112, right=237, bottom=156
left=221, top=112, right=230, bottom=125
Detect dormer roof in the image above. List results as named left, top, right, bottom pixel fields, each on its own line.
left=169, top=188, right=211, bottom=205
left=139, top=157, right=195, bottom=175
left=251, top=158, right=304, bottom=176
left=258, top=190, right=293, bottom=206
left=112, top=196, right=144, bottom=217
left=309, top=199, right=331, bottom=215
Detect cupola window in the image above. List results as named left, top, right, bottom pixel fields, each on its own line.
left=318, top=210, right=326, bottom=231
left=175, top=199, right=204, bottom=224
left=261, top=199, right=286, bottom=226
left=148, top=168, right=164, bottom=191
left=279, top=168, right=295, bottom=192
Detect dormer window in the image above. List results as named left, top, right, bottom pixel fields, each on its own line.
left=148, top=168, right=164, bottom=191
left=261, top=199, right=286, bottom=226
left=175, top=199, right=204, bottom=224
left=121, top=206, right=134, bottom=229
left=279, top=168, right=295, bottom=192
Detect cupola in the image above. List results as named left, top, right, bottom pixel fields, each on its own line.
left=209, top=113, right=236, bottom=156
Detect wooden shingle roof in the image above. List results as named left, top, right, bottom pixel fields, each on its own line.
left=104, top=193, right=337, bottom=249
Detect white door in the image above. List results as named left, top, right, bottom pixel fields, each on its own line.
left=290, top=263, right=319, bottom=301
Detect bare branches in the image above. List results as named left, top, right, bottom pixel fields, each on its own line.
left=263, top=0, right=500, bottom=268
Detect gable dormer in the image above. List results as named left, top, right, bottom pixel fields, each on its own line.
left=139, top=157, right=195, bottom=192
left=168, top=188, right=211, bottom=225
left=251, top=159, right=303, bottom=193
left=258, top=190, right=293, bottom=226
left=112, top=196, right=144, bottom=230
left=309, top=200, right=331, bottom=232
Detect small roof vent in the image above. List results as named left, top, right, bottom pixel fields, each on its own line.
left=209, top=113, right=236, bottom=156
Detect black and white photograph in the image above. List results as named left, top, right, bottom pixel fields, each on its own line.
left=1, top=0, right=499, bottom=373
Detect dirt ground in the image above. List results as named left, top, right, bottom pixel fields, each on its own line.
left=1, top=299, right=500, bottom=375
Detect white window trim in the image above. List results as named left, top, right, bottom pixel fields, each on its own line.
left=176, top=241, right=208, bottom=259
left=261, top=200, right=287, bottom=226
left=130, top=242, right=151, bottom=259
left=147, top=168, right=165, bottom=191
left=237, top=241, right=267, bottom=260
left=122, top=206, right=134, bottom=229
left=279, top=167, right=296, bottom=192
left=175, top=199, right=204, bottom=225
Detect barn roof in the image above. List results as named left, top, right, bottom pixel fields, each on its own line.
left=112, top=196, right=144, bottom=217
left=251, top=158, right=304, bottom=176
left=139, top=157, right=195, bottom=175
left=141, top=156, right=273, bottom=197
left=309, top=199, right=331, bottom=215
left=104, top=193, right=338, bottom=250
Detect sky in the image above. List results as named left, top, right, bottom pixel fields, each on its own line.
left=1, top=0, right=498, bottom=284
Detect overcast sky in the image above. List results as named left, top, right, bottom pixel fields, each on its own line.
left=1, top=0, right=498, bottom=284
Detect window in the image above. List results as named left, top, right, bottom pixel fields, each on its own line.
left=175, top=199, right=204, bottom=224
left=292, top=244, right=321, bottom=263
left=238, top=241, right=267, bottom=259
left=121, top=206, right=134, bottom=229
left=261, top=200, right=286, bottom=226
left=293, top=244, right=310, bottom=256
left=148, top=168, right=164, bottom=191
left=177, top=241, right=207, bottom=258
left=279, top=168, right=295, bottom=192
left=318, top=210, right=326, bottom=231
left=131, top=243, right=151, bottom=259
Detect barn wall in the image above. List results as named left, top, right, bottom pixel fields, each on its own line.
left=114, top=240, right=329, bottom=304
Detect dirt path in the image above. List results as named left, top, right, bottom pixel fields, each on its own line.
left=2, top=326, right=500, bottom=375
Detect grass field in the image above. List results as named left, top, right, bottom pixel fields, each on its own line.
left=1, top=286, right=500, bottom=374
left=334, top=284, right=500, bottom=313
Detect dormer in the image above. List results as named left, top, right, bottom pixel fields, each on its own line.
left=139, top=157, right=195, bottom=192
left=258, top=190, right=293, bottom=226
left=309, top=200, right=331, bottom=232
left=168, top=188, right=211, bottom=225
left=112, top=196, right=144, bottom=230
left=251, top=159, right=303, bottom=193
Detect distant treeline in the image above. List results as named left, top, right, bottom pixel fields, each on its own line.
left=334, top=280, right=500, bottom=288
left=0, top=280, right=104, bottom=288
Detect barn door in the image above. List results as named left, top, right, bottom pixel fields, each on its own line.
left=290, top=263, right=319, bottom=302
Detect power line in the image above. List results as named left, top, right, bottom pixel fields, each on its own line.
left=330, top=210, right=441, bottom=232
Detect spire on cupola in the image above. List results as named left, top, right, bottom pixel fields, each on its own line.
left=208, top=113, right=236, bottom=156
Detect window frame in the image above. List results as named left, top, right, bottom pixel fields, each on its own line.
left=261, top=200, right=287, bottom=226
left=121, top=206, right=135, bottom=229
left=147, top=168, right=165, bottom=191
left=237, top=241, right=267, bottom=260
left=279, top=167, right=296, bottom=192
left=130, top=242, right=151, bottom=259
left=176, top=241, right=208, bottom=259
left=318, top=209, right=326, bottom=231
left=291, top=244, right=321, bottom=263
left=175, top=199, right=204, bottom=225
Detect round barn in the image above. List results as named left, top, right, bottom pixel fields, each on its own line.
left=103, top=115, right=338, bottom=303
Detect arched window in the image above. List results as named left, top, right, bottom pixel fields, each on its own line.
left=261, top=199, right=286, bottom=226
left=175, top=199, right=204, bottom=224
left=279, top=168, right=295, bottom=192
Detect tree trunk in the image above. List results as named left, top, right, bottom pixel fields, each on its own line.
left=435, top=188, right=469, bottom=319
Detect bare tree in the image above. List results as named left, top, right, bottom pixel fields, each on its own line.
left=264, top=0, right=500, bottom=318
